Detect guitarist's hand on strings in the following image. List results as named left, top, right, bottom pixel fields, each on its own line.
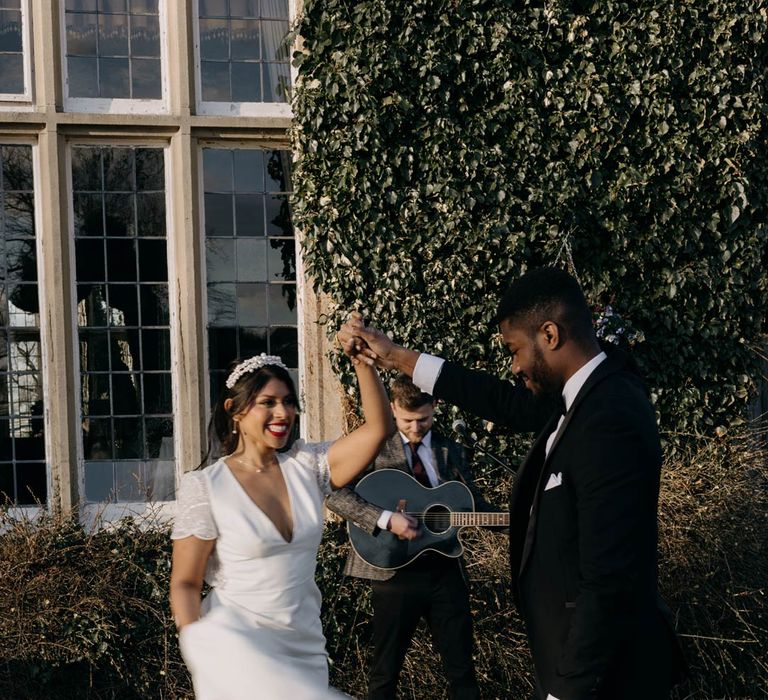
left=387, top=512, right=420, bottom=541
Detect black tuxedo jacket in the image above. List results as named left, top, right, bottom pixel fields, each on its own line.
left=434, top=351, right=684, bottom=699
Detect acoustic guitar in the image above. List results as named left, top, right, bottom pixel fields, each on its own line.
left=348, top=469, right=509, bottom=570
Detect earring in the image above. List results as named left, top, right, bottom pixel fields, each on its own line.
left=232, top=421, right=238, bottom=434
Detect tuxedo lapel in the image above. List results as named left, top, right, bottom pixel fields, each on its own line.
left=514, top=352, right=631, bottom=578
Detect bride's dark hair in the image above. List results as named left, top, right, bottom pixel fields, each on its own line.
left=198, top=361, right=300, bottom=468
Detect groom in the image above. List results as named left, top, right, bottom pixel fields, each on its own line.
left=338, top=268, right=684, bottom=700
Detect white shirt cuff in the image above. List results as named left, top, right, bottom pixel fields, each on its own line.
left=412, top=353, right=445, bottom=395
left=376, top=510, right=393, bottom=530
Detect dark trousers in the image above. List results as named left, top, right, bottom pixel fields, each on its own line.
left=367, top=556, right=480, bottom=700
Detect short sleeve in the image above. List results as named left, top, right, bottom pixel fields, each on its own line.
left=171, top=470, right=218, bottom=540
left=289, top=439, right=333, bottom=496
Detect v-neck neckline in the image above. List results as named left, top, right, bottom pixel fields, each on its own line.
left=223, top=456, right=295, bottom=544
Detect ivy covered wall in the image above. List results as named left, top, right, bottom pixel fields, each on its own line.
left=292, top=0, right=768, bottom=436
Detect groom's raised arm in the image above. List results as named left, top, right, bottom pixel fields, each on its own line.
left=338, top=316, right=553, bottom=434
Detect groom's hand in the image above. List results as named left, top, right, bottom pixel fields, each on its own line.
left=338, top=315, right=401, bottom=370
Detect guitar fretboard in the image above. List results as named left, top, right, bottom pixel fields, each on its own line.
left=450, top=512, right=509, bottom=527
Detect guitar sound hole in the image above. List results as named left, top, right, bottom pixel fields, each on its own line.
left=422, top=505, right=451, bottom=535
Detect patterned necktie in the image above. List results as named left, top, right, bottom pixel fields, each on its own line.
left=409, top=442, right=431, bottom=487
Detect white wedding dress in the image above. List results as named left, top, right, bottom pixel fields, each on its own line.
left=172, top=440, right=346, bottom=699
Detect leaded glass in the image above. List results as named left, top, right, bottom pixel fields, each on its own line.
left=0, top=145, right=45, bottom=505
left=73, top=145, right=173, bottom=502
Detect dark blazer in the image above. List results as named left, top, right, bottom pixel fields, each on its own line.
left=325, top=430, right=497, bottom=581
left=433, top=351, right=684, bottom=700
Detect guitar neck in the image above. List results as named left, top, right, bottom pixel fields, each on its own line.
left=450, top=512, right=509, bottom=527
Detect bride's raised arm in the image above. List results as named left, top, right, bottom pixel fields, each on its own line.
left=325, top=319, right=394, bottom=489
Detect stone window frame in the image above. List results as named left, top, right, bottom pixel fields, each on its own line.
left=191, top=0, right=295, bottom=118
left=58, top=0, right=171, bottom=115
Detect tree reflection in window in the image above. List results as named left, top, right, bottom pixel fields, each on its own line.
left=202, top=147, right=298, bottom=403
left=72, top=145, right=174, bottom=503
left=0, top=145, right=45, bottom=505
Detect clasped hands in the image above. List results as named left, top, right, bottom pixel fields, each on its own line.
left=335, top=312, right=397, bottom=368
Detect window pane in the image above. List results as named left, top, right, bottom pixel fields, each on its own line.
left=261, top=20, right=289, bottom=61
left=65, top=4, right=161, bottom=99
left=66, top=12, right=98, bottom=55
left=76, top=239, right=106, bottom=281
left=68, top=56, right=99, bottom=98
left=107, top=284, right=139, bottom=325
left=268, top=283, right=295, bottom=325
left=201, top=61, right=231, bottom=101
left=104, top=193, right=135, bottom=236
left=238, top=326, right=267, bottom=357
left=207, top=283, right=236, bottom=326
left=138, top=239, right=168, bottom=281
left=131, top=58, right=161, bottom=99
left=74, top=146, right=172, bottom=502
left=264, top=150, right=291, bottom=191
left=99, top=13, right=129, bottom=57
left=204, top=193, right=234, bottom=237
left=233, top=149, right=263, bottom=192
left=262, top=61, right=290, bottom=102
left=198, top=4, right=291, bottom=103
left=199, top=18, right=229, bottom=60
left=231, top=61, right=261, bottom=102
left=99, top=57, right=130, bottom=98
left=237, top=282, right=267, bottom=325
left=270, top=326, right=297, bottom=368
left=136, top=148, right=164, bottom=189
left=130, top=0, right=159, bottom=13
left=0, top=10, right=23, bottom=52
left=74, top=193, right=104, bottom=236
left=136, top=192, right=165, bottom=236
left=265, top=194, right=293, bottom=236
left=203, top=149, right=233, bottom=191
left=0, top=145, right=45, bottom=505
left=230, top=0, right=258, bottom=17
left=208, top=328, right=236, bottom=370
left=143, top=373, right=171, bottom=413
left=236, top=238, right=267, bottom=282
left=100, top=0, right=128, bottom=11
left=230, top=19, right=259, bottom=60
left=206, top=238, right=235, bottom=282
left=234, top=193, right=264, bottom=236
left=0, top=54, right=22, bottom=94
left=67, top=0, right=98, bottom=10
left=130, top=14, right=160, bottom=56
left=267, top=237, right=295, bottom=281
left=261, top=0, right=288, bottom=19
left=139, top=284, right=169, bottom=326
left=199, top=0, right=228, bottom=17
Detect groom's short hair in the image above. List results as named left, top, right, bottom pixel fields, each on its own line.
left=390, top=374, right=433, bottom=410
left=495, top=267, right=594, bottom=348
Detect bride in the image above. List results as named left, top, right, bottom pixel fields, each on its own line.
left=170, top=325, right=400, bottom=698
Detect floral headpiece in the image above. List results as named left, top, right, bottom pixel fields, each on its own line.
left=226, top=353, right=288, bottom=389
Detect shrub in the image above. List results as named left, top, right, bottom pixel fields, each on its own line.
left=0, top=510, right=189, bottom=700
left=0, top=426, right=765, bottom=697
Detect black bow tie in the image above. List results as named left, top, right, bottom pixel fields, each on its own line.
left=556, top=394, right=567, bottom=417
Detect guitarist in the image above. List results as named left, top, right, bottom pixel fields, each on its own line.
left=326, top=374, right=502, bottom=700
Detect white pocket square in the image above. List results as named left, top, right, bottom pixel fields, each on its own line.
left=544, top=472, right=562, bottom=491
